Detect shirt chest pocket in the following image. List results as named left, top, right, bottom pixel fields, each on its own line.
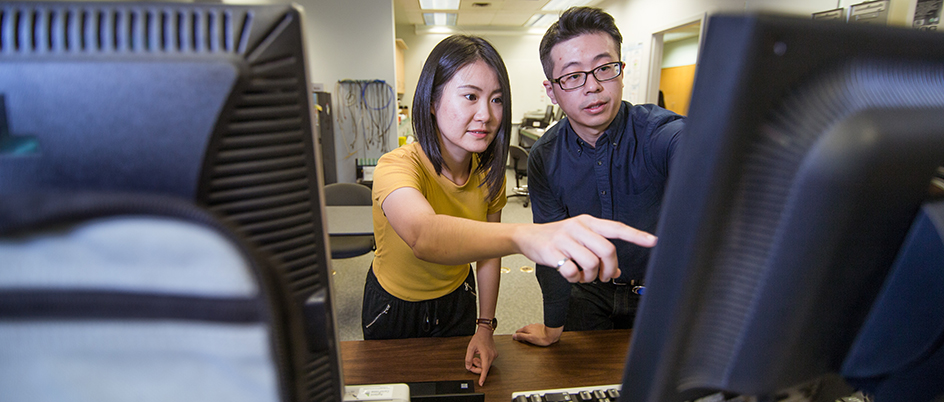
left=616, top=181, right=663, bottom=231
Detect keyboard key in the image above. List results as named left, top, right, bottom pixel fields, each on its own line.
left=543, top=392, right=573, bottom=401
left=511, top=384, right=621, bottom=402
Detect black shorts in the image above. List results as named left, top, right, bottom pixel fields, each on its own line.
left=361, top=265, right=477, bottom=340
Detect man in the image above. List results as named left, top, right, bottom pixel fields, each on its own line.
left=513, top=6, right=685, bottom=346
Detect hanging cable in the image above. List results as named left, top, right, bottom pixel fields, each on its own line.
left=335, top=80, right=363, bottom=159
left=335, top=79, right=396, bottom=159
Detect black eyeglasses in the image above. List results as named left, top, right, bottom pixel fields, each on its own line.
left=551, top=61, right=625, bottom=90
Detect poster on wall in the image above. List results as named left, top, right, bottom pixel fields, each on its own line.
left=913, top=0, right=943, bottom=31
left=623, top=42, right=644, bottom=103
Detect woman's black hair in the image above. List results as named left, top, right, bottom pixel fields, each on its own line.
left=411, top=35, right=512, bottom=202
left=539, top=7, right=623, bottom=79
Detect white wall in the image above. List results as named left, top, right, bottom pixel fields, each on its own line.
left=662, top=36, right=699, bottom=68
left=293, top=0, right=397, bottom=183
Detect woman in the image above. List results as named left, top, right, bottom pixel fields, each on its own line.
left=363, top=35, right=656, bottom=386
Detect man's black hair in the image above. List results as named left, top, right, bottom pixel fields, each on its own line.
left=539, top=7, right=623, bottom=79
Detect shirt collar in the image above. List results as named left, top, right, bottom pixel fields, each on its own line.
left=607, top=102, right=629, bottom=145
left=562, top=101, right=629, bottom=151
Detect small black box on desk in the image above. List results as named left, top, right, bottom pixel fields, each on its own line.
left=408, top=380, right=484, bottom=402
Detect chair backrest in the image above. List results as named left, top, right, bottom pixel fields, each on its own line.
left=508, top=145, right=529, bottom=174
left=554, top=106, right=565, bottom=121
left=0, top=193, right=297, bottom=402
left=324, top=183, right=372, bottom=207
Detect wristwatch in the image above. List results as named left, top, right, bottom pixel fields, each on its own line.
left=476, top=317, right=497, bottom=331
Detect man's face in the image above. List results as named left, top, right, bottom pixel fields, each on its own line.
left=544, top=32, right=624, bottom=141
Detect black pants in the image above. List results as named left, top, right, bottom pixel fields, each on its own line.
left=361, top=266, right=477, bottom=340
left=564, top=280, right=641, bottom=331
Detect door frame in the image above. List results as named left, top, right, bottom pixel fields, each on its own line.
left=647, top=13, right=707, bottom=104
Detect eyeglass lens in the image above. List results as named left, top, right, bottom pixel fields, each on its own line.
left=557, top=62, right=622, bottom=90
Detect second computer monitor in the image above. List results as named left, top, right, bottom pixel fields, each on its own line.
left=622, top=13, right=944, bottom=402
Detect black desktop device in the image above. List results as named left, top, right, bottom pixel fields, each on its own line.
left=0, top=2, right=343, bottom=401
left=621, top=13, right=944, bottom=402
left=409, top=380, right=484, bottom=401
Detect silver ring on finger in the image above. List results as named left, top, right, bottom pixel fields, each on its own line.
left=555, top=258, right=569, bottom=270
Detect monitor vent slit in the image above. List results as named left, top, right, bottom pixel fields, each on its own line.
left=236, top=10, right=252, bottom=54
left=29, top=9, right=39, bottom=51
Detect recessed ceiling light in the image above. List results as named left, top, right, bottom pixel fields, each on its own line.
left=423, top=12, right=457, bottom=26
left=419, top=0, right=460, bottom=10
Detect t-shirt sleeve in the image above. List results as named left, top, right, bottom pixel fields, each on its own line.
left=372, top=149, right=423, bottom=209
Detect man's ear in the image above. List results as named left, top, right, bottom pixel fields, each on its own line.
left=543, top=81, right=558, bottom=105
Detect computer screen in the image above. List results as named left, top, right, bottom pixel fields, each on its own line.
left=622, top=14, right=944, bottom=402
left=0, top=2, right=343, bottom=401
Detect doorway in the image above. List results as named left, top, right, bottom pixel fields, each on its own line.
left=648, top=16, right=704, bottom=116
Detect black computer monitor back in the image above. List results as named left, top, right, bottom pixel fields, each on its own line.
left=0, top=2, right=342, bottom=401
left=622, top=13, right=944, bottom=402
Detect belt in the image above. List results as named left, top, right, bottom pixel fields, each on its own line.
left=611, top=278, right=643, bottom=286
left=596, top=278, right=646, bottom=295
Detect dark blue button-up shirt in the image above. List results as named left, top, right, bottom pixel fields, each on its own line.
left=528, top=101, right=684, bottom=327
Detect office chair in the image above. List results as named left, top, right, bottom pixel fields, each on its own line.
left=520, top=105, right=555, bottom=130
left=508, top=145, right=530, bottom=207
left=0, top=193, right=302, bottom=402
left=553, top=105, right=565, bottom=122
left=542, top=104, right=554, bottom=125
left=323, top=183, right=375, bottom=259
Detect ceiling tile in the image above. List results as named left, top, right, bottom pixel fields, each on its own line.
left=490, top=12, right=536, bottom=26
left=458, top=12, right=496, bottom=25
left=397, top=0, right=600, bottom=28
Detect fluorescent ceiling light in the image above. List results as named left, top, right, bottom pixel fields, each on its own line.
left=424, top=13, right=457, bottom=26
left=542, top=0, right=592, bottom=11
left=526, top=13, right=559, bottom=27
left=420, top=0, right=460, bottom=10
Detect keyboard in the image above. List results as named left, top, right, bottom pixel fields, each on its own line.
left=511, top=384, right=621, bottom=402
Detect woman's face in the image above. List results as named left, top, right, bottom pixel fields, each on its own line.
left=432, top=59, right=503, bottom=160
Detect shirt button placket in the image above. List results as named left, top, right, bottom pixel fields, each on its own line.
left=596, top=141, right=613, bottom=219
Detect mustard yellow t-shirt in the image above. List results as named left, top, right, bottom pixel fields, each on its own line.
left=371, top=142, right=507, bottom=301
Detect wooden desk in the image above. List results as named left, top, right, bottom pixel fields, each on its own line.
left=341, top=329, right=632, bottom=402
left=325, top=206, right=373, bottom=236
